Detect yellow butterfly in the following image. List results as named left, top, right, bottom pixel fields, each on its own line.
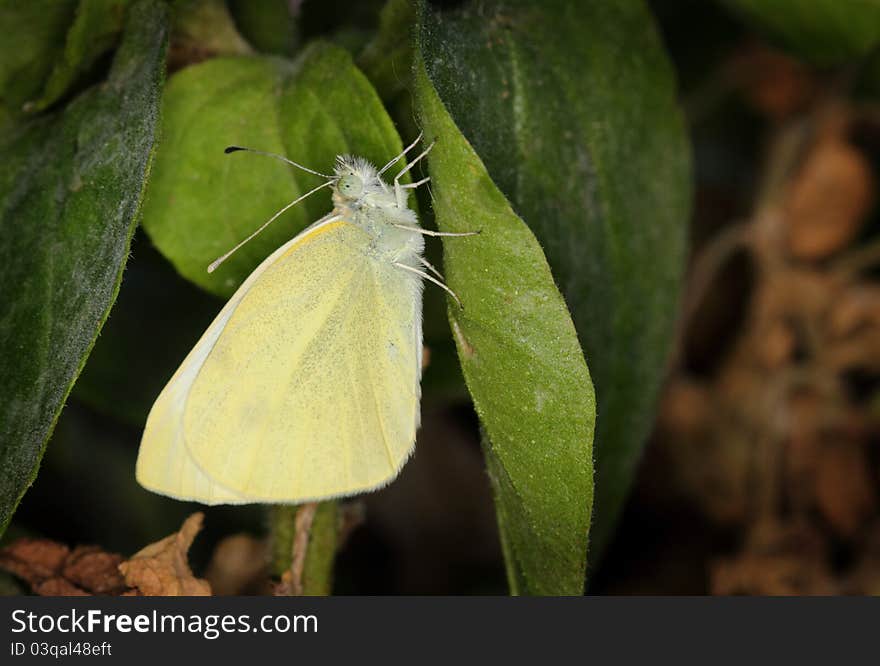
left=136, top=135, right=475, bottom=505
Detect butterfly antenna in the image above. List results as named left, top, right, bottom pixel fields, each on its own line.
left=207, top=180, right=335, bottom=273
left=377, top=132, right=423, bottom=177
left=224, top=145, right=336, bottom=180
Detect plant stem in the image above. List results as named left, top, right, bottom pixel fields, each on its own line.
left=269, top=504, right=297, bottom=577
left=268, top=501, right=338, bottom=595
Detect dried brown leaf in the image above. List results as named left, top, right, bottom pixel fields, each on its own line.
left=33, top=578, right=89, bottom=596
left=658, top=379, right=712, bottom=435
left=0, top=539, right=131, bottom=595
left=711, top=552, right=835, bottom=595
left=0, top=538, right=69, bottom=584
left=712, top=522, right=835, bottom=595
left=785, top=138, right=874, bottom=260
left=827, top=286, right=880, bottom=338
left=63, top=545, right=128, bottom=595
left=118, top=513, right=211, bottom=596
left=757, top=319, right=796, bottom=369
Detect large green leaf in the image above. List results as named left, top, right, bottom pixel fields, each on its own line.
left=417, top=0, right=691, bottom=560
left=723, top=0, right=880, bottom=65
left=142, top=42, right=409, bottom=298
left=413, top=57, right=596, bottom=596
left=0, top=0, right=169, bottom=535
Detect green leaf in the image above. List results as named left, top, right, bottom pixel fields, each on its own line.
left=723, top=0, right=880, bottom=64
left=34, top=0, right=130, bottom=112
left=417, top=0, right=691, bottom=560
left=413, top=57, right=596, bottom=596
left=0, top=0, right=77, bottom=115
left=142, top=42, right=410, bottom=298
left=0, top=0, right=169, bottom=536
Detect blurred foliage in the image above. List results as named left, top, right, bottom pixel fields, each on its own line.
left=722, top=0, right=880, bottom=65
left=227, top=0, right=299, bottom=56
left=358, top=0, right=414, bottom=102
left=169, top=0, right=253, bottom=65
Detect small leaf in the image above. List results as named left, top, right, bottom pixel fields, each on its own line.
left=142, top=42, right=409, bottom=298
left=413, top=57, right=596, bottom=596
left=118, top=512, right=211, bottom=596
left=34, top=0, right=130, bottom=112
left=0, top=0, right=77, bottom=115
left=0, top=0, right=169, bottom=536
left=417, top=0, right=692, bottom=558
left=723, top=0, right=880, bottom=65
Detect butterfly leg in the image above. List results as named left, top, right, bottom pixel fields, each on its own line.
left=378, top=132, right=423, bottom=177
left=391, top=223, right=480, bottom=237
left=398, top=176, right=431, bottom=190
left=416, top=255, right=445, bottom=281
left=394, top=142, right=435, bottom=208
left=393, top=261, right=463, bottom=308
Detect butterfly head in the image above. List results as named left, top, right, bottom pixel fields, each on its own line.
left=333, top=155, right=389, bottom=207
left=336, top=173, right=364, bottom=199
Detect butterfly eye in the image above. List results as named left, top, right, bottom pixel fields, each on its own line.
left=337, top=174, right=364, bottom=199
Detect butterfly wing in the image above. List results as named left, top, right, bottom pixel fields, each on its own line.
left=133, top=217, right=334, bottom=505
left=136, top=217, right=423, bottom=504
